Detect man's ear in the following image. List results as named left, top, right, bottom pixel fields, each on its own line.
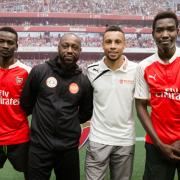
left=15, top=43, right=18, bottom=51
left=102, top=41, right=104, bottom=50
left=124, top=39, right=127, bottom=49
left=152, top=31, right=155, bottom=39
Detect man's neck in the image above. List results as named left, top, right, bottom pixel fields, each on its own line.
left=0, top=57, right=16, bottom=69
left=104, top=56, right=125, bottom=71
left=158, top=47, right=176, bottom=63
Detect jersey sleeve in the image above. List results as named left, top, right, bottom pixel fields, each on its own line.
left=134, top=63, right=149, bottom=99
left=86, top=66, right=94, bottom=83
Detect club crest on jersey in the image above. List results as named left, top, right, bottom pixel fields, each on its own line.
left=16, top=76, right=23, bottom=85
left=46, top=77, right=57, bottom=88
left=69, top=82, right=79, bottom=94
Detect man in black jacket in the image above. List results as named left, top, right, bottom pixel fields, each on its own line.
left=20, top=33, right=93, bottom=180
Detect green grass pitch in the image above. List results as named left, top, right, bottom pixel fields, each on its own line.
left=0, top=115, right=178, bottom=179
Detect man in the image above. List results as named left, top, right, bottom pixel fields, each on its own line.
left=0, top=27, right=31, bottom=179
left=20, top=33, right=93, bottom=180
left=85, top=25, right=137, bottom=180
left=134, top=11, right=180, bottom=180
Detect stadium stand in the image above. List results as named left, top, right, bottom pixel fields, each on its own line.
left=0, top=0, right=174, bottom=15
left=0, top=0, right=179, bottom=69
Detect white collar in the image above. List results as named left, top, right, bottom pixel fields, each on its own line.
left=99, top=56, right=129, bottom=72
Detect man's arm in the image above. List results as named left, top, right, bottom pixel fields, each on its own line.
left=135, top=99, right=162, bottom=145
left=135, top=98, right=180, bottom=160
left=20, top=67, right=39, bottom=116
left=78, top=75, right=93, bottom=124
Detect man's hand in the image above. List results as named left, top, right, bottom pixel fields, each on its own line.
left=171, top=140, right=180, bottom=157
left=158, top=141, right=180, bottom=161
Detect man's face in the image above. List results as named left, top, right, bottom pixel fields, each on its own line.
left=58, top=35, right=81, bottom=68
left=102, top=31, right=125, bottom=62
left=0, top=31, right=17, bottom=59
left=152, top=18, right=178, bottom=52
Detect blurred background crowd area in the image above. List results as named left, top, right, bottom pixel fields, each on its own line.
left=0, top=0, right=175, bottom=15
left=0, top=0, right=180, bottom=72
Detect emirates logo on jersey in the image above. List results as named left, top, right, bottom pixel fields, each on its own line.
left=16, top=76, right=23, bottom=85
left=69, top=82, right=79, bottom=94
left=155, top=87, right=180, bottom=100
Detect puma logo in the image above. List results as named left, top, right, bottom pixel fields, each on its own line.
left=93, top=68, right=98, bottom=72
left=148, top=74, right=156, bottom=80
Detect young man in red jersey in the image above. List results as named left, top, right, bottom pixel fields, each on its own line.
left=134, top=11, right=180, bottom=180
left=0, top=27, right=31, bottom=180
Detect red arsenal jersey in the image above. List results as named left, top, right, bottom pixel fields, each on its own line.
left=0, top=60, right=31, bottom=145
left=135, top=49, right=180, bottom=144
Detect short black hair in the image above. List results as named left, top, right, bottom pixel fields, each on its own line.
left=0, top=26, right=18, bottom=42
left=104, top=25, right=124, bottom=35
left=152, top=11, right=179, bottom=32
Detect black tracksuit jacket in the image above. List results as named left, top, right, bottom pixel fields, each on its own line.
left=20, top=56, right=93, bottom=151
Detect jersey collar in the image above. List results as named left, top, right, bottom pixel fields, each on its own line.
left=155, top=47, right=180, bottom=64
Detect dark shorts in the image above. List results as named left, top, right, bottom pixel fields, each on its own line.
left=143, top=142, right=180, bottom=180
left=0, top=142, right=29, bottom=172
left=28, top=144, right=80, bottom=180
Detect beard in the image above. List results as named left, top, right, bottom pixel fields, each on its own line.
left=59, top=55, right=78, bottom=70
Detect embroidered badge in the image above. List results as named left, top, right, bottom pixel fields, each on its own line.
left=16, top=76, right=23, bottom=85
left=69, top=82, right=79, bottom=94
left=46, top=77, right=57, bottom=88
